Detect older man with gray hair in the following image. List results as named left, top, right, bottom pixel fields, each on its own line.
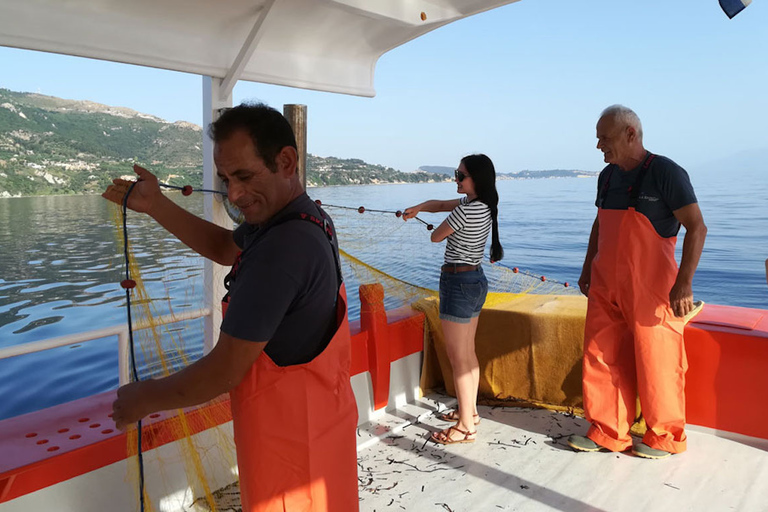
left=569, top=105, right=707, bottom=459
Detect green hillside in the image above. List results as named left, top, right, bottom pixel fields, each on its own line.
left=308, top=155, right=447, bottom=186
left=0, top=88, right=203, bottom=196
left=0, top=89, right=449, bottom=197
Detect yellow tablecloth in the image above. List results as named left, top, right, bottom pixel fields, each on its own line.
left=417, top=293, right=588, bottom=408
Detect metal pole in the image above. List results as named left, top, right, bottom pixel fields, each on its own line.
left=283, top=104, right=307, bottom=189
left=203, top=76, right=233, bottom=354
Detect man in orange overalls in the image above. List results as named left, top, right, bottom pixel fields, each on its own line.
left=104, top=104, right=359, bottom=510
left=568, top=105, right=707, bottom=459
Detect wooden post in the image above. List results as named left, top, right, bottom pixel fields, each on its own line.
left=283, top=104, right=307, bottom=189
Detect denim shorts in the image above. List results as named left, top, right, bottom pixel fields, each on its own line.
left=439, top=267, right=488, bottom=323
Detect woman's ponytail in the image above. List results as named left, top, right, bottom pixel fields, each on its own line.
left=462, top=154, right=504, bottom=263
left=489, top=203, right=503, bottom=263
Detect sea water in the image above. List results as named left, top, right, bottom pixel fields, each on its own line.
left=0, top=170, right=766, bottom=420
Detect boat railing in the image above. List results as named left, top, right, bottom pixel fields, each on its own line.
left=0, top=288, right=429, bottom=506
left=0, top=308, right=212, bottom=386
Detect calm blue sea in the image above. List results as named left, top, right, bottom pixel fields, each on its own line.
left=0, top=169, right=766, bottom=420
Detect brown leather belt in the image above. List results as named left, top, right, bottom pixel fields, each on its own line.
left=441, top=263, right=480, bottom=273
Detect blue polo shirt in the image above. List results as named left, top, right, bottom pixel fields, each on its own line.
left=595, top=153, right=698, bottom=238
left=220, top=193, right=340, bottom=366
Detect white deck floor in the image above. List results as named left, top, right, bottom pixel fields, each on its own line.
left=356, top=394, right=768, bottom=512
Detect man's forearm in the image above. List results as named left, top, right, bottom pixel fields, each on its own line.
left=113, top=334, right=265, bottom=429
left=143, top=358, right=231, bottom=413
left=149, top=195, right=239, bottom=266
left=676, top=222, right=707, bottom=286
left=142, top=334, right=266, bottom=413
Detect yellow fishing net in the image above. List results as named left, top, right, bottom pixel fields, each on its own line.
left=111, top=194, right=579, bottom=511
left=111, top=204, right=236, bottom=512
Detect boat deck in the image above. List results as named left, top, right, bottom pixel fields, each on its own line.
left=354, top=394, right=768, bottom=512
left=201, top=392, right=768, bottom=512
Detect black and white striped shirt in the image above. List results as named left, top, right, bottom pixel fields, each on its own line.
left=444, top=197, right=492, bottom=265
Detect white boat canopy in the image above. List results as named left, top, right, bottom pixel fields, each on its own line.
left=0, top=0, right=519, bottom=97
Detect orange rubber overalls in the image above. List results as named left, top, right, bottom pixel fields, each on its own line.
left=583, top=153, right=688, bottom=454
left=224, top=211, right=359, bottom=512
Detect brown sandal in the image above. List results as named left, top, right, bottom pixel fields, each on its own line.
left=430, top=425, right=477, bottom=445
left=438, top=410, right=481, bottom=425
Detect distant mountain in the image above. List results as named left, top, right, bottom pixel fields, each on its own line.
left=418, top=164, right=596, bottom=179
left=504, top=169, right=596, bottom=179
left=419, top=165, right=454, bottom=176
left=308, top=155, right=448, bottom=187
left=692, top=147, right=768, bottom=176
left=0, top=88, right=449, bottom=197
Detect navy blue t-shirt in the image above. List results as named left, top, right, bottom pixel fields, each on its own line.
left=595, top=153, right=698, bottom=238
left=220, top=193, right=340, bottom=366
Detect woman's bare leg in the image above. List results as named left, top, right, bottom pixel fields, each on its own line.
left=439, top=318, right=478, bottom=439
left=467, top=315, right=481, bottom=418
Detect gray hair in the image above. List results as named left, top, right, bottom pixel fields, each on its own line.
left=600, top=104, right=643, bottom=140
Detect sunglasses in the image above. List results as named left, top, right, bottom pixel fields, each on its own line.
left=454, top=169, right=470, bottom=182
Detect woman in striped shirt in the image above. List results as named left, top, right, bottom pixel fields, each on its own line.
left=403, top=154, right=503, bottom=444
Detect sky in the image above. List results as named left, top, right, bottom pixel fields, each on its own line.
left=0, top=0, right=766, bottom=174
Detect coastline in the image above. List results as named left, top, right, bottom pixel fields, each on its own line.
left=1, top=174, right=600, bottom=198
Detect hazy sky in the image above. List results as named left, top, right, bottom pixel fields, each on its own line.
left=1, top=0, right=766, bottom=174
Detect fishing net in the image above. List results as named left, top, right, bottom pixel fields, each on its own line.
left=110, top=203, right=237, bottom=512
left=321, top=201, right=578, bottom=318
left=111, top=189, right=578, bottom=511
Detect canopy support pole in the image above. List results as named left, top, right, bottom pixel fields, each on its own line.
left=202, top=76, right=233, bottom=353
